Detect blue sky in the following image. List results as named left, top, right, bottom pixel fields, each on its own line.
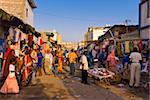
left=34, top=0, right=140, bottom=42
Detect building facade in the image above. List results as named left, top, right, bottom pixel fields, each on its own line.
left=139, top=0, right=150, bottom=39
left=86, top=26, right=110, bottom=41
left=40, top=31, right=62, bottom=44
left=0, top=0, right=36, bottom=26
left=60, top=42, right=78, bottom=50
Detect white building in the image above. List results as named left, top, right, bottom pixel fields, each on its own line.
left=87, top=26, right=110, bottom=41
left=139, top=0, right=150, bottom=39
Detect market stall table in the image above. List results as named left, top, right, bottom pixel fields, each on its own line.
left=88, top=68, right=115, bottom=85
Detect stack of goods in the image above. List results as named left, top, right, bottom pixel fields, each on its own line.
left=88, top=68, right=113, bottom=76
left=98, top=69, right=109, bottom=76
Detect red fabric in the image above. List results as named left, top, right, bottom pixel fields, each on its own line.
left=40, top=38, right=42, bottom=45
left=138, top=40, right=142, bottom=53
left=4, top=48, right=11, bottom=60
left=28, top=35, right=33, bottom=47
left=107, top=50, right=117, bottom=66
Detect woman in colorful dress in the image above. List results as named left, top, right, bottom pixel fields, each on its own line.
left=57, top=49, right=63, bottom=74
left=2, top=49, right=16, bottom=82
left=0, top=58, right=19, bottom=94
left=22, top=50, right=32, bottom=82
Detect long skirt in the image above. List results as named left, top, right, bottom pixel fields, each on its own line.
left=0, top=76, right=19, bottom=94
left=58, top=59, right=63, bottom=73
left=44, top=58, right=51, bottom=74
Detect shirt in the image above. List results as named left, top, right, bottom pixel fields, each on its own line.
left=80, top=55, right=89, bottom=70
left=68, top=52, right=77, bottom=63
left=37, top=52, right=43, bottom=66
left=129, top=52, right=142, bottom=63
left=9, top=64, right=15, bottom=78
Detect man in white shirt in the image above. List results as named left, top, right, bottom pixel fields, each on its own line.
left=80, top=51, right=89, bottom=84
left=129, top=47, right=142, bottom=88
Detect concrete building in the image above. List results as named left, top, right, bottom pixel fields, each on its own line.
left=40, top=30, right=62, bottom=44
left=139, top=0, right=150, bottom=39
left=57, top=34, right=62, bottom=44
left=86, top=26, right=110, bottom=41
left=60, top=42, right=78, bottom=50
left=0, top=0, right=36, bottom=26
left=99, top=25, right=138, bottom=41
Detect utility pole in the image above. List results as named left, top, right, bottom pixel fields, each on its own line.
left=125, top=19, right=131, bottom=36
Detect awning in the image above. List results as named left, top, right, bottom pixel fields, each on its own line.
left=0, top=9, right=40, bottom=37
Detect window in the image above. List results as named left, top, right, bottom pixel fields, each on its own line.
left=26, top=8, right=28, bottom=17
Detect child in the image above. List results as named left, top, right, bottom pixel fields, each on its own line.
left=0, top=58, right=19, bottom=94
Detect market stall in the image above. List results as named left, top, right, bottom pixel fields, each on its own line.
left=88, top=68, right=115, bottom=85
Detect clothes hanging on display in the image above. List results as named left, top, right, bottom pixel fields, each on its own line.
left=14, top=28, right=20, bottom=43
left=133, top=40, right=138, bottom=48
left=116, top=42, right=122, bottom=57
left=121, top=42, right=125, bottom=54
left=28, top=34, right=33, bottom=48
left=129, top=41, right=134, bottom=52
left=138, top=40, right=142, bottom=53
left=125, top=41, right=130, bottom=53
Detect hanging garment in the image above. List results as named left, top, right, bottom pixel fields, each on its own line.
left=121, top=42, right=125, bottom=54
left=138, top=40, right=142, bottom=53
left=116, top=42, right=122, bottom=57
left=28, top=34, right=33, bottom=47
left=133, top=40, right=138, bottom=48
left=129, top=41, right=134, bottom=52
left=125, top=41, right=130, bottom=53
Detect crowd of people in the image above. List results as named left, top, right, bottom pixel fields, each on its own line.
left=0, top=38, right=149, bottom=94
left=0, top=42, right=68, bottom=94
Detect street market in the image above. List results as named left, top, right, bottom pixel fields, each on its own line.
left=0, top=0, right=149, bottom=100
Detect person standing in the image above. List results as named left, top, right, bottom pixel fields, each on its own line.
left=0, top=58, right=19, bottom=94
left=52, top=51, right=58, bottom=77
left=57, top=47, right=63, bottom=74
left=129, top=47, right=142, bottom=88
left=44, top=50, right=51, bottom=75
left=107, top=50, right=117, bottom=73
left=2, top=49, right=16, bottom=80
left=80, top=51, right=89, bottom=84
left=68, top=49, right=77, bottom=76
left=30, top=48, right=38, bottom=84
left=22, top=50, right=32, bottom=82
left=37, top=49, right=43, bottom=76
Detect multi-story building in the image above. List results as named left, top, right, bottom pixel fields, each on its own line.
left=86, top=26, right=111, bottom=41
left=0, top=0, right=36, bottom=26
left=60, top=42, right=78, bottom=50
left=139, top=0, right=150, bottom=39
left=40, top=30, right=62, bottom=44
left=57, top=34, right=62, bottom=44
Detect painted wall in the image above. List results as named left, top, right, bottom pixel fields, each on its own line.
left=25, top=0, right=34, bottom=26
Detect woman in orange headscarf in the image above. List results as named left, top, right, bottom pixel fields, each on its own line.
left=107, top=50, right=117, bottom=73
left=57, top=45, right=63, bottom=73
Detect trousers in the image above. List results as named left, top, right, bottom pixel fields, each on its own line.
left=129, top=63, right=141, bottom=87
left=70, top=63, right=75, bottom=75
left=81, top=70, right=88, bottom=84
